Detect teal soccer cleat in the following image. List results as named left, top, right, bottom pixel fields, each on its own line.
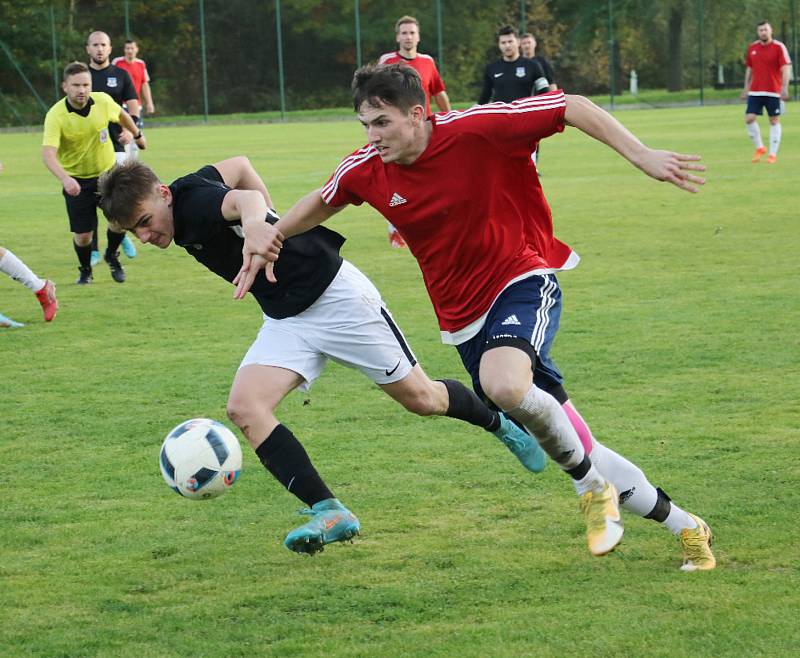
left=493, top=413, right=547, bottom=473
left=90, top=250, right=101, bottom=267
left=284, top=498, right=360, bottom=555
left=0, top=312, right=25, bottom=328
left=121, top=234, right=137, bottom=258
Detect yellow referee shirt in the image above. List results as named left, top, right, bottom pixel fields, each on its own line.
left=42, top=92, right=122, bottom=179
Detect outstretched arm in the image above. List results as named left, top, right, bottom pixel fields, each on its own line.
left=564, top=94, right=705, bottom=193
left=213, top=156, right=273, bottom=207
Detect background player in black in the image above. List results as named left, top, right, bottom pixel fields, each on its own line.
left=98, top=156, right=545, bottom=555
left=520, top=32, right=557, bottom=92
left=86, top=30, right=139, bottom=264
left=478, top=25, right=549, bottom=104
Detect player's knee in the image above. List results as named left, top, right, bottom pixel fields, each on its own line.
left=400, top=389, right=440, bottom=417
left=226, top=393, right=260, bottom=431
left=480, top=377, right=528, bottom=412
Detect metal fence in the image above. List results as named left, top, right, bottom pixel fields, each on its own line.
left=1, top=0, right=798, bottom=126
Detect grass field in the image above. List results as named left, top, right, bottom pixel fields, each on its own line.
left=1, top=104, right=798, bottom=657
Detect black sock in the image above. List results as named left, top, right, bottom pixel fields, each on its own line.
left=106, top=229, right=124, bottom=255
left=254, top=424, right=333, bottom=507
left=438, top=379, right=499, bottom=430
left=644, top=487, right=672, bottom=522
left=73, top=241, right=92, bottom=269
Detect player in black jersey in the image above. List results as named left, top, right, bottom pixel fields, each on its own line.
left=478, top=25, right=549, bottom=105
left=520, top=33, right=557, bottom=92
left=98, top=157, right=546, bottom=555
left=86, top=31, right=139, bottom=265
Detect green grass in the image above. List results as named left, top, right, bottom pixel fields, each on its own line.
left=1, top=105, right=798, bottom=657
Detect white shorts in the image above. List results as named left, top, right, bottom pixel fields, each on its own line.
left=239, top=260, right=417, bottom=391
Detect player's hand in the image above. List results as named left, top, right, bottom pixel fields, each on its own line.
left=637, top=150, right=705, bottom=193
left=781, top=90, right=790, bottom=101
left=118, top=129, right=133, bottom=145
left=233, top=253, right=276, bottom=299
left=740, top=90, right=748, bottom=100
left=243, top=220, right=284, bottom=261
left=146, top=103, right=155, bottom=115
left=135, top=134, right=147, bottom=150
left=62, top=177, right=81, bottom=196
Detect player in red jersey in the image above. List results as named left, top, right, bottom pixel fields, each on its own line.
left=742, top=21, right=791, bottom=163
left=235, top=64, right=717, bottom=569
left=378, top=15, right=450, bottom=248
left=112, top=40, right=154, bottom=116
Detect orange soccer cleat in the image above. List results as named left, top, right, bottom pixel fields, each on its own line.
left=35, top=280, right=58, bottom=322
left=751, top=146, right=767, bottom=163
left=766, top=154, right=777, bottom=164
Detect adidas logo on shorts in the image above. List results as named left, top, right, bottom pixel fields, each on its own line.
left=501, top=314, right=521, bottom=326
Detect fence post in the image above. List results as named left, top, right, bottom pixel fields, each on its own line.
left=520, top=0, right=526, bottom=33
left=792, top=0, right=798, bottom=100
left=50, top=3, right=59, bottom=101
left=199, top=0, right=209, bottom=122
left=435, top=0, right=444, bottom=76
left=0, top=39, right=48, bottom=113
left=607, top=0, right=615, bottom=110
left=276, top=0, right=286, bottom=119
left=355, top=0, right=362, bottom=69
left=124, top=0, right=131, bottom=38
left=698, top=0, right=704, bottom=105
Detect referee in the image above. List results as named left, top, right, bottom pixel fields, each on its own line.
left=42, top=61, right=146, bottom=284
left=86, top=30, right=140, bottom=262
left=478, top=25, right=550, bottom=104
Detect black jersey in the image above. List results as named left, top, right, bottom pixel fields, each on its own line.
left=478, top=57, right=549, bottom=104
left=532, top=55, right=556, bottom=86
left=90, top=65, right=137, bottom=152
left=170, top=166, right=345, bottom=319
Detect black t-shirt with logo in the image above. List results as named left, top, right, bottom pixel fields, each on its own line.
left=478, top=57, right=548, bottom=104
left=90, top=65, right=137, bottom=152
left=170, top=166, right=345, bottom=319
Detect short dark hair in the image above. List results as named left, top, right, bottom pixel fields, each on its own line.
left=395, top=15, right=419, bottom=33
left=757, top=20, right=770, bottom=28
left=98, top=161, right=161, bottom=228
left=520, top=32, right=535, bottom=40
left=124, top=39, right=138, bottom=46
left=352, top=63, right=426, bottom=113
left=63, top=61, right=89, bottom=81
left=497, top=25, right=518, bottom=39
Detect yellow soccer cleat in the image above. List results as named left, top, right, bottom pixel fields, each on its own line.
left=580, top=482, right=624, bottom=556
left=679, top=513, right=716, bottom=572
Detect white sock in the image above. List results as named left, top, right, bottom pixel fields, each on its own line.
left=0, top=250, right=45, bottom=292
left=662, top=504, right=697, bottom=535
left=746, top=121, right=764, bottom=149
left=769, top=123, right=782, bottom=155
left=509, top=385, right=605, bottom=492
left=588, top=439, right=659, bottom=516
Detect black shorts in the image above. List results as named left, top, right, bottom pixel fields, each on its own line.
left=746, top=95, right=782, bottom=117
left=63, top=177, right=99, bottom=233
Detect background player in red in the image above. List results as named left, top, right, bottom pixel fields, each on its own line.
left=378, top=15, right=450, bottom=248
left=742, top=21, right=792, bottom=163
left=237, top=64, right=717, bottom=571
left=113, top=39, right=155, bottom=117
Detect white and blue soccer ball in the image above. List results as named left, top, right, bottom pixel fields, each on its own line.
left=159, top=418, right=242, bottom=499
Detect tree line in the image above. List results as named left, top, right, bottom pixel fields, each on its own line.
left=0, top=0, right=796, bottom=125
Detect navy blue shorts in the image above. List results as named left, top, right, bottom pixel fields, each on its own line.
left=455, top=274, right=564, bottom=401
left=746, top=95, right=782, bottom=116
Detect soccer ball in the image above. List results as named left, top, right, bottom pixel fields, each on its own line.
left=159, top=418, right=242, bottom=499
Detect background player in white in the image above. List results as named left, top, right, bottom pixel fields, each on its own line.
left=239, top=64, right=716, bottom=570
left=742, top=21, right=792, bottom=163
left=98, top=156, right=545, bottom=555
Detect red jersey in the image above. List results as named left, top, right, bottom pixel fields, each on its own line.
left=744, top=40, right=791, bottom=96
left=111, top=57, right=150, bottom=100
left=378, top=51, right=446, bottom=117
left=321, top=91, right=577, bottom=343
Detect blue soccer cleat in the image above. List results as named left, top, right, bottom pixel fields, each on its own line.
left=284, top=498, right=360, bottom=555
left=493, top=413, right=547, bottom=473
left=0, top=312, right=25, bottom=328
left=121, top=234, right=137, bottom=258
left=90, top=250, right=101, bottom=267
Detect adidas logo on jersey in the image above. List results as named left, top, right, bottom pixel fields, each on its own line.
left=389, top=192, right=407, bottom=207
left=501, top=314, right=521, bottom=326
